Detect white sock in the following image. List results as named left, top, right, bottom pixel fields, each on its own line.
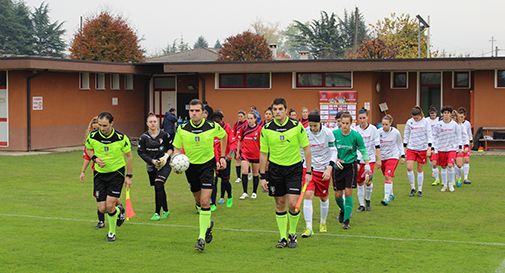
left=448, top=167, right=455, bottom=186
left=417, top=172, right=424, bottom=192
left=357, top=185, right=365, bottom=206
left=441, top=168, right=448, bottom=186
left=384, top=183, right=393, bottom=199
left=320, top=199, right=329, bottom=225
left=365, top=183, right=373, bottom=201
left=432, top=167, right=439, bottom=180
left=463, top=163, right=470, bottom=180
left=407, top=170, right=415, bottom=190
left=455, top=166, right=461, bottom=180
left=303, top=199, right=313, bottom=231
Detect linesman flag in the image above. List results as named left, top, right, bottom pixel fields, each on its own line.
left=125, top=188, right=136, bottom=220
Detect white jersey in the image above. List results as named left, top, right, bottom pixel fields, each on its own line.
left=378, top=127, right=404, bottom=160
left=403, top=118, right=433, bottom=151
left=356, top=124, right=380, bottom=163
left=303, top=126, right=338, bottom=172
left=463, top=120, right=473, bottom=142
left=457, top=123, right=470, bottom=146
left=433, top=120, right=463, bottom=152
left=425, top=117, right=439, bottom=139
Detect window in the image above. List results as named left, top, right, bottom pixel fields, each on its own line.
left=110, top=73, right=120, bottom=90
left=154, top=77, right=176, bottom=90
left=95, top=73, right=105, bottom=90
left=79, top=72, right=90, bottom=90
left=125, top=74, right=134, bottom=90
left=391, top=72, right=408, bottom=89
left=452, top=71, right=470, bottom=89
left=295, top=72, right=352, bottom=88
left=0, top=71, right=6, bottom=89
left=218, top=73, right=270, bottom=89
left=496, top=70, right=505, bottom=88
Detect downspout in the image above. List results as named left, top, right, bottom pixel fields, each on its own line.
left=199, top=73, right=206, bottom=102
left=26, top=70, right=46, bottom=151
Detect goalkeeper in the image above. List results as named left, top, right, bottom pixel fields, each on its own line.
left=137, top=113, right=174, bottom=221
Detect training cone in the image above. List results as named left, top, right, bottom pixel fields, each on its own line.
left=125, top=188, right=136, bottom=220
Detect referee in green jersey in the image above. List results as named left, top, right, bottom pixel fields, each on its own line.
left=85, top=112, right=133, bottom=242
left=259, top=98, right=312, bottom=248
left=172, top=99, right=228, bottom=252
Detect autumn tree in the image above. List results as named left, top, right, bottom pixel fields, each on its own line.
left=69, top=11, right=144, bottom=62
left=347, top=38, right=398, bottom=59
left=218, top=31, right=272, bottom=61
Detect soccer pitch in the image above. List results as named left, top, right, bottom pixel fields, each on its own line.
left=1, top=151, right=504, bottom=273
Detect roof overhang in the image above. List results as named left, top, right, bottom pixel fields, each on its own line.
left=163, top=57, right=505, bottom=73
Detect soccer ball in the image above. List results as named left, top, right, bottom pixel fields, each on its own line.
left=170, top=154, right=190, bottom=174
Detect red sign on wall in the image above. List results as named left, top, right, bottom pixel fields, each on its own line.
left=319, top=91, right=358, bottom=128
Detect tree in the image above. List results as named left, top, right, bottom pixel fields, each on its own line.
left=372, top=13, right=429, bottom=58
left=178, top=36, right=190, bottom=52
left=347, top=38, right=398, bottom=59
left=250, top=19, right=282, bottom=46
left=0, top=0, right=34, bottom=55
left=193, top=36, right=208, bottom=49
left=31, top=2, right=65, bottom=57
left=218, top=31, right=272, bottom=61
left=69, top=11, right=144, bottom=62
left=214, top=39, right=222, bottom=49
left=292, top=11, right=346, bottom=59
left=282, top=22, right=309, bottom=59
left=338, top=7, right=369, bottom=50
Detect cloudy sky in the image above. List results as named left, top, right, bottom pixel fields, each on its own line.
left=24, top=0, right=504, bottom=57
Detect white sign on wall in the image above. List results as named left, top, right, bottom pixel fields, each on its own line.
left=32, top=96, right=43, bottom=110
left=112, top=97, right=118, bottom=106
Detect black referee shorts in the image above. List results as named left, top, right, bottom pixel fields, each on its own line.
left=333, top=163, right=357, bottom=191
left=94, top=167, right=125, bottom=202
left=185, top=158, right=215, bottom=193
left=267, top=161, right=303, bottom=197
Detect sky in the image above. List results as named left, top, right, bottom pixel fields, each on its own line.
left=23, top=0, right=505, bottom=57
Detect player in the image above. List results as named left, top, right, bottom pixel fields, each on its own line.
left=457, top=107, right=473, bottom=184
left=300, top=111, right=338, bottom=238
left=403, top=106, right=432, bottom=197
left=137, top=113, right=174, bottom=221
left=426, top=107, right=441, bottom=186
left=432, top=106, right=463, bottom=192
left=289, top=108, right=298, bottom=120
left=262, top=107, right=273, bottom=126
left=355, top=108, right=381, bottom=212
left=378, top=114, right=405, bottom=206
left=211, top=110, right=235, bottom=210
left=85, top=112, right=132, bottom=242
left=454, top=109, right=470, bottom=187
left=300, top=107, right=309, bottom=128
left=333, top=112, right=369, bottom=229
left=172, top=99, right=228, bottom=252
left=237, top=111, right=262, bottom=200
left=259, top=98, right=312, bottom=248
left=233, top=111, right=247, bottom=184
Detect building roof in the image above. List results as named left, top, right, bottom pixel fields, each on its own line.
left=163, top=57, right=505, bottom=73
left=147, top=48, right=219, bottom=63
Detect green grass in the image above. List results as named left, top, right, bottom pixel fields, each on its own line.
left=0, top=151, right=504, bottom=273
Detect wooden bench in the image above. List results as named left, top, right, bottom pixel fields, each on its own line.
left=479, top=127, right=505, bottom=151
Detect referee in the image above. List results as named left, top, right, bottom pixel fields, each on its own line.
left=259, top=98, right=312, bottom=248
left=172, top=99, right=228, bottom=252
left=85, top=112, right=133, bottom=242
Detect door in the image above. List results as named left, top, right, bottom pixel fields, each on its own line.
left=419, top=72, right=442, bottom=114
left=0, top=71, right=8, bottom=147
left=150, top=76, right=177, bottom=122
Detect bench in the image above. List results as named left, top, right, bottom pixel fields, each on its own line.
left=479, top=127, right=505, bottom=151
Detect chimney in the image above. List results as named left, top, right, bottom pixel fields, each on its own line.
left=299, top=51, right=310, bottom=60
left=269, top=44, right=277, bottom=60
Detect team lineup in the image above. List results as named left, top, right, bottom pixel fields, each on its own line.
left=80, top=98, right=473, bottom=252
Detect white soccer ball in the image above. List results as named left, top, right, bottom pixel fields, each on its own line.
left=170, top=154, right=190, bottom=174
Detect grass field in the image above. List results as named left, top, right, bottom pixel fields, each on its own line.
left=1, top=151, right=504, bottom=273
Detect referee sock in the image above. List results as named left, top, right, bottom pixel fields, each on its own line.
left=252, top=176, right=259, bottom=194
left=344, top=196, right=353, bottom=222
left=288, top=211, right=300, bottom=235
left=97, top=209, right=104, bottom=222
left=241, top=174, right=249, bottom=194
left=198, top=208, right=211, bottom=240
left=303, top=200, right=313, bottom=231
left=106, top=207, right=119, bottom=235
left=275, top=211, right=288, bottom=240
left=336, top=198, right=344, bottom=211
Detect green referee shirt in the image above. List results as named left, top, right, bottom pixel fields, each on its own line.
left=260, top=118, right=309, bottom=166
left=173, top=118, right=226, bottom=164
left=85, top=128, right=131, bottom=173
left=332, top=129, right=368, bottom=164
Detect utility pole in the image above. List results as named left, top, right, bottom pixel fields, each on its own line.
left=490, top=36, right=496, bottom=57
left=427, top=16, right=431, bottom=58
left=496, top=46, right=500, bottom=57
left=353, top=7, right=359, bottom=50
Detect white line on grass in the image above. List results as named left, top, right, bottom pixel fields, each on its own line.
left=2, top=213, right=505, bottom=247
left=496, top=258, right=505, bottom=273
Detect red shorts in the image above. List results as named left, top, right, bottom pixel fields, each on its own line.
left=381, top=159, right=399, bottom=178
left=430, top=152, right=438, bottom=162
left=457, top=148, right=471, bottom=158
left=406, top=149, right=427, bottom=165
left=302, top=170, right=330, bottom=197
left=357, top=163, right=375, bottom=183
left=437, top=151, right=456, bottom=168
